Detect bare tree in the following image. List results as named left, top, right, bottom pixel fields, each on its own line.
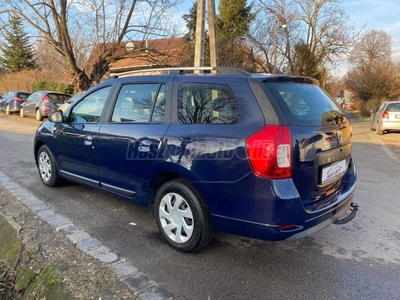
left=253, top=0, right=355, bottom=84
left=349, top=30, right=392, bottom=68
left=0, top=0, right=181, bottom=91
left=345, top=30, right=400, bottom=111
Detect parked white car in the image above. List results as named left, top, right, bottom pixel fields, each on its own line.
left=370, top=101, right=400, bottom=135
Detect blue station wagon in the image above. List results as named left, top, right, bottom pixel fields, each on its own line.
left=34, top=67, right=358, bottom=252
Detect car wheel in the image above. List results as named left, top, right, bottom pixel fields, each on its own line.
left=5, top=104, right=10, bottom=115
left=20, top=107, right=25, bottom=118
left=37, top=145, right=61, bottom=187
left=370, top=121, right=375, bottom=131
left=154, top=179, right=213, bottom=252
left=376, top=122, right=384, bottom=135
left=36, top=109, right=44, bottom=121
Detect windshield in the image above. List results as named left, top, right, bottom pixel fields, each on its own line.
left=264, top=82, right=344, bottom=126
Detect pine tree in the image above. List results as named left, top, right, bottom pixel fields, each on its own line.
left=217, top=0, right=255, bottom=70
left=0, top=14, right=38, bottom=73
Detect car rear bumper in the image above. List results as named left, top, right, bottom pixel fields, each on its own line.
left=9, top=102, right=22, bottom=112
left=207, top=159, right=357, bottom=241
left=382, top=121, right=400, bottom=131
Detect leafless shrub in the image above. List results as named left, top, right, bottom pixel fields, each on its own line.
left=0, top=70, right=71, bottom=94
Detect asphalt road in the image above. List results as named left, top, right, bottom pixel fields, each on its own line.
left=0, top=113, right=399, bottom=300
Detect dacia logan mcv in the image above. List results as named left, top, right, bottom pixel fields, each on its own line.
left=34, top=67, right=358, bottom=252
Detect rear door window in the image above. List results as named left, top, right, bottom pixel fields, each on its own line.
left=178, top=83, right=239, bottom=124
left=264, top=82, right=343, bottom=126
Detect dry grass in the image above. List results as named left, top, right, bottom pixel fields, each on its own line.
left=0, top=70, right=72, bottom=94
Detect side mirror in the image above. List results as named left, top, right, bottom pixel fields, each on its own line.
left=49, top=110, right=63, bottom=123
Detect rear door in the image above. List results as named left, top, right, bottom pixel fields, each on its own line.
left=23, top=92, right=41, bottom=116
left=264, top=80, right=352, bottom=212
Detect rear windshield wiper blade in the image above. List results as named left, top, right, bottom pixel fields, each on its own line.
left=326, top=113, right=345, bottom=123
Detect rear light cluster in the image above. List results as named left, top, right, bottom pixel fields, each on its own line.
left=246, top=125, right=292, bottom=179
left=42, top=95, right=49, bottom=103
left=12, top=97, right=24, bottom=103
left=382, top=111, right=389, bottom=119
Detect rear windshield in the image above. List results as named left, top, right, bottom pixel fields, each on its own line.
left=386, top=103, right=400, bottom=112
left=47, top=93, right=71, bottom=103
left=19, top=93, right=31, bottom=100
left=263, top=82, right=343, bottom=126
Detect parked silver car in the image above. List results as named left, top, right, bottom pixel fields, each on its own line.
left=370, top=101, right=400, bottom=135
left=20, top=91, right=71, bottom=121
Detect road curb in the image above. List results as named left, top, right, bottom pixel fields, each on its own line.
left=0, top=170, right=174, bottom=300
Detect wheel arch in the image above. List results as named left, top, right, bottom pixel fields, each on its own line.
left=34, top=140, right=46, bottom=166
left=146, top=168, right=207, bottom=216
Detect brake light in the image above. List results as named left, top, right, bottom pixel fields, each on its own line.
left=246, top=125, right=292, bottom=179
left=382, top=111, right=389, bottom=119
left=12, top=97, right=23, bottom=103
left=42, top=95, right=49, bottom=103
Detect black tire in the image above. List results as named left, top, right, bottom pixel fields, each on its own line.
left=376, top=122, right=384, bottom=135
left=370, top=121, right=375, bottom=131
left=5, top=104, right=10, bottom=115
left=36, top=109, right=44, bottom=121
left=37, top=145, right=61, bottom=187
left=154, top=179, right=213, bottom=252
left=20, top=107, right=25, bottom=118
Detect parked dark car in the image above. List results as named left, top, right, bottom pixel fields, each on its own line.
left=370, top=101, right=400, bottom=135
left=33, top=67, right=358, bottom=252
left=21, top=91, right=71, bottom=121
left=0, top=91, right=31, bottom=114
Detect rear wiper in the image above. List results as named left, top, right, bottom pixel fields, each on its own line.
left=326, top=113, right=344, bottom=123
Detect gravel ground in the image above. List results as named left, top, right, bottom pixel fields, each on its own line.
left=0, top=185, right=137, bottom=300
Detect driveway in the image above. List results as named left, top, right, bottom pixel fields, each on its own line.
left=0, top=113, right=399, bottom=300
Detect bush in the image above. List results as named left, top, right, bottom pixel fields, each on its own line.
left=0, top=70, right=72, bottom=95
left=32, top=81, right=73, bottom=94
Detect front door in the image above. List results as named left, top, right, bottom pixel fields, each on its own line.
left=96, top=82, right=169, bottom=204
left=54, top=86, right=112, bottom=186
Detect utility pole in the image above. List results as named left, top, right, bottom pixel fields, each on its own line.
left=273, top=15, right=278, bottom=74
left=207, top=0, right=218, bottom=68
left=194, top=0, right=206, bottom=69
left=194, top=0, right=218, bottom=70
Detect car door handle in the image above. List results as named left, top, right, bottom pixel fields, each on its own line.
left=84, top=134, right=94, bottom=146
left=138, top=140, right=152, bottom=152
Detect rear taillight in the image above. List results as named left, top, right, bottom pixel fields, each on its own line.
left=382, top=111, right=389, bottom=119
left=42, top=95, right=49, bottom=103
left=12, top=97, right=23, bottom=103
left=246, top=125, right=292, bottom=179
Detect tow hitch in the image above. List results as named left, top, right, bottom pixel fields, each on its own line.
left=333, top=202, right=359, bottom=225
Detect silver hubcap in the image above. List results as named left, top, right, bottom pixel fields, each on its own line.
left=6, top=105, right=9, bottom=114
left=159, top=192, right=194, bottom=243
left=36, top=110, right=41, bottom=119
left=38, top=151, right=52, bottom=182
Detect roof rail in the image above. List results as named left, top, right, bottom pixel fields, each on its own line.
left=109, top=66, right=251, bottom=78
